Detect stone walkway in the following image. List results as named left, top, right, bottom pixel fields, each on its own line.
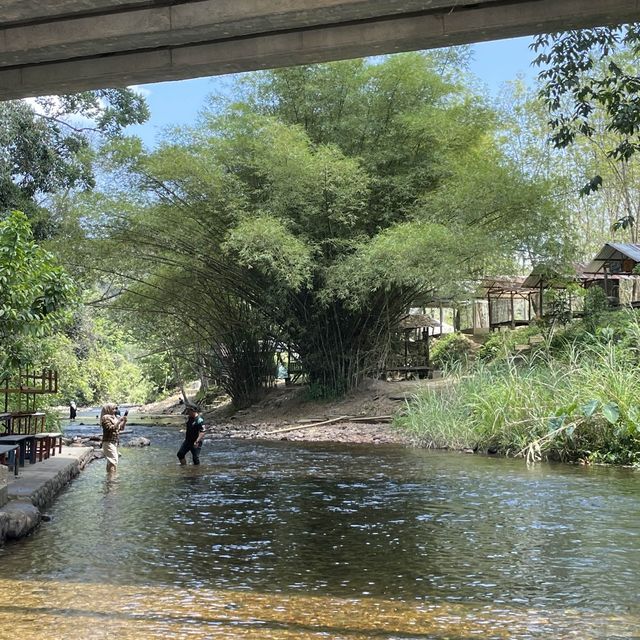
left=0, top=446, right=94, bottom=544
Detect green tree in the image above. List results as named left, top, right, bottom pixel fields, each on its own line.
left=0, top=89, right=149, bottom=239
left=89, top=53, right=565, bottom=402
left=533, top=25, right=640, bottom=193
left=0, top=211, right=75, bottom=376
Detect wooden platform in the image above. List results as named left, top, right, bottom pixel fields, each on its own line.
left=386, top=366, right=433, bottom=379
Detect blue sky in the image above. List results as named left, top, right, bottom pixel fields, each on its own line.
left=128, top=36, right=537, bottom=148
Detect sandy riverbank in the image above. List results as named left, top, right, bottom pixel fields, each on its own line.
left=137, top=378, right=446, bottom=446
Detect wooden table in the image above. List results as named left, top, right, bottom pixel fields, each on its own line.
left=0, top=434, right=36, bottom=465
left=0, top=443, right=20, bottom=476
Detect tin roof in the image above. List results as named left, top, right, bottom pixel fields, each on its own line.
left=584, top=243, right=640, bottom=274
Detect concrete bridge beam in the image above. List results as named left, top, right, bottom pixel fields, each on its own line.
left=0, top=0, right=637, bottom=99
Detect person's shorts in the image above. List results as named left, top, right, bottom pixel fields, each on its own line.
left=102, top=441, right=119, bottom=467
left=177, top=440, right=202, bottom=465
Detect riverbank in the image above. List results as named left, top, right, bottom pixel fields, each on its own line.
left=0, top=446, right=94, bottom=544
left=139, top=378, right=447, bottom=446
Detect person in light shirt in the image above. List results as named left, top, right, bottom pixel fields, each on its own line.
left=100, top=403, right=128, bottom=476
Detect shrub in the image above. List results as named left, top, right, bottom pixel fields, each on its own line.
left=398, top=340, right=640, bottom=466
left=476, top=325, right=543, bottom=362
left=583, top=286, right=609, bottom=331
left=430, top=333, right=475, bottom=370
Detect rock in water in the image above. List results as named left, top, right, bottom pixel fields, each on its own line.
left=124, top=437, right=151, bottom=447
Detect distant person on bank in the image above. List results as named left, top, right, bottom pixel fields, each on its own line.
left=100, top=403, right=128, bottom=475
left=177, top=405, right=206, bottom=465
left=69, top=400, right=77, bottom=420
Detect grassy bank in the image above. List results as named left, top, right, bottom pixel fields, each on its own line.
left=397, top=314, right=640, bottom=466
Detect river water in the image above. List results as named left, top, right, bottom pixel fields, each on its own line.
left=0, top=420, right=638, bottom=639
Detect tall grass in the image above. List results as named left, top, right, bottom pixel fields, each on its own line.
left=397, top=338, right=640, bottom=465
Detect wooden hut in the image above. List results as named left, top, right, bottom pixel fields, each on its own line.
left=386, top=313, right=440, bottom=378
left=582, top=243, right=640, bottom=306
left=478, top=276, right=534, bottom=331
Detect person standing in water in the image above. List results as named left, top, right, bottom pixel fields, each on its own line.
left=177, top=404, right=206, bottom=465
left=100, top=403, right=128, bottom=475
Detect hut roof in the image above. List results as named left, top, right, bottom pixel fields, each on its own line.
left=399, top=313, right=440, bottom=329
left=477, top=276, right=532, bottom=298
left=521, top=263, right=588, bottom=289
left=584, top=243, right=640, bottom=274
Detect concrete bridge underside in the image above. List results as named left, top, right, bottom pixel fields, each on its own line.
left=0, top=0, right=637, bottom=99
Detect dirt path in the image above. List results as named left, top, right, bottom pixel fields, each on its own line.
left=139, top=379, right=442, bottom=446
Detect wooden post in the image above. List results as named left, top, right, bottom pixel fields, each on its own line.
left=539, top=280, right=544, bottom=319
left=510, top=291, right=515, bottom=329
left=426, top=331, right=431, bottom=368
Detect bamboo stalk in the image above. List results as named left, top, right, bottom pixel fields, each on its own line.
left=263, top=414, right=392, bottom=435
left=263, top=415, right=351, bottom=436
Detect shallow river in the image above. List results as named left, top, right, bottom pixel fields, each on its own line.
left=0, top=420, right=639, bottom=639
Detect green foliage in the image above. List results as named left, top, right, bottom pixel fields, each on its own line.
left=223, top=215, right=313, bottom=291
left=477, top=326, right=543, bottom=361
left=533, top=26, right=640, bottom=189
left=399, top=311, right=640, bottom=465
left=84, top=53, right=560, bottom=402
left=544, top=288, right=573, bottom=328
left=36, top=311, right=157, bottom=406
left=0, top=90, right=148, bottom=238
left=430, top=333, right=475, bottom=370
left=583, top=286, right=609, bottom=331
left=0, top=211, right=75, bottom=375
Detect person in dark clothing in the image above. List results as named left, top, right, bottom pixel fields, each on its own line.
left=177, top=405, right=206, bottom=465
left=69, top=400, right=77, bottom=420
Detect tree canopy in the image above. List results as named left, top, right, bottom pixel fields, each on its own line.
left=0, top=88, right=152, bottom=401
left=83, top=53, right=562, bottom=404
left=533, top=25, right=640, bottom=194
left=0, top=88, right=149, bottom=239
left=0, top=210, right=75, bottom=376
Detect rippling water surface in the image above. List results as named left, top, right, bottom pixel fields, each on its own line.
left=0, top=420, right=638, bottom=639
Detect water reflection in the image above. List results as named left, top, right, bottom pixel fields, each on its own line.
left=0, top=424, right=638, bottom=639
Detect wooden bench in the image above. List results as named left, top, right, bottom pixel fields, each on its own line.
left=0, top=443, right=20, bottom=476
left=386, top=366, right=433, bottom=379
left=0, top=434, right=36, bottom=466
left=34, top=432, right=63, bottom=462
left=0, top=412, right=11, bottom=435
left=9, top=412, right=46, bottom=435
